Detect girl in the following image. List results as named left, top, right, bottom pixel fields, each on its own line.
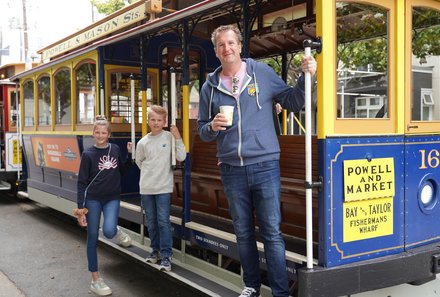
left=74, top=115, right=133, bottom=296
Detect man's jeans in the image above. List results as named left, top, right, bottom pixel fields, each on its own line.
left=220, top=160, right=289, bottom=297
left=141, top=193, right=173, bottom=258
left=86, top=199, right=120, bottom=272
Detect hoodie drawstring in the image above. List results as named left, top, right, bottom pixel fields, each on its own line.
left=209, top=86, right=214, bottom=118
left=253, top=73, right=262, bottom=110
left=208, top=66, right=261, bottom=116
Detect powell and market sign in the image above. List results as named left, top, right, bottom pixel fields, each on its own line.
left=41, top=3, right=147, bottom=61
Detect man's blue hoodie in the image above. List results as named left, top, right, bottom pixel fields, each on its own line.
left=198, top=58, right=306, bottom=166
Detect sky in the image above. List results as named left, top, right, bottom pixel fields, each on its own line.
left=0, top=0, right=104, bottom=65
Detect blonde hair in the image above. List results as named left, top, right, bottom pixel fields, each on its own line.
left=93, top=115, right=111, bottom=133
left=148, top=105, right=167, bottom=120
left=211, top=25, right=243, bottom=47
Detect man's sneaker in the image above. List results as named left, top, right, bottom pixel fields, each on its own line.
left=239, top=287, right=261, bottom=297
left=146, top=250, right=160, bottom=264
left=159, top=256, right=172, bottom=272
left=89, top=278, right=112, bottom=296
left=115, top=227, right=132, bottom=247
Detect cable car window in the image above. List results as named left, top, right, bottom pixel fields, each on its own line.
left=54, top=68, right=71, bottom=125
left=76, top=62, right=96, bottom=124
left=189, top=63, right=201, bottom=120
left=23, top=80, right=34, bottom=127
left=336, top=2, right=389, bottom=119
left=37, top=76, right=51, bottom=126
left=161, top=48, right=201, bottom=119
left=109, top=72, right=141, bottom=124
left=411, top=7, right=440, bottom=121
left=9, top=89, right=19, bottom=128
left=258, top=53, right=313, bottom=135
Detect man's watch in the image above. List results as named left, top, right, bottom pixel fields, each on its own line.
left=207, top=121, right=214, bottom=132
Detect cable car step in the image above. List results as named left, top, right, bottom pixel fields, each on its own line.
left=0, top=181, right=11, bottom=191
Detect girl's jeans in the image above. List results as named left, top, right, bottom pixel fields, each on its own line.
left=85, top=199, right=120, bottom=272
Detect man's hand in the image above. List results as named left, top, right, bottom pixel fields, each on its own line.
left=211, top=113, right=229, bottom=131
left=301, top=56, right=317, bottom=76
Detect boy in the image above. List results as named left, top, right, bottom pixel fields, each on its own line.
left=135, top=105, right=186, bottom=271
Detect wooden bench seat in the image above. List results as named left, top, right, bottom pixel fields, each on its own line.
left=173, top=134, right=319, bottom=241
left=278, top=136, right=319, bottom=240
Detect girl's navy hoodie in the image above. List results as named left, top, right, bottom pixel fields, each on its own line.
left=77, top=143, right=131, bottom=208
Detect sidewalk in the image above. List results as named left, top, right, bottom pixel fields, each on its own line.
left=0, top=271, right=25, bottom=297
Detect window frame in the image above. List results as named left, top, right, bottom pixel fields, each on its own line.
left=75, top=60, right=97, bottom=126
left=53, top=67, right=72, bottom=126
left=36, top=74, right=52, bottom=129
left=405, top=0, right=440, bottom=133
left=22, top=79, right=35, bottom=130
left=333, top=0, right=396, bottom=135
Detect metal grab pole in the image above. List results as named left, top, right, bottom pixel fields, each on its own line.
left=304, top=41, right=313, bottom=269
left=170, top=70, right=176, bottom=167
left=100, top=86, right=105, bottom=117
left=130, top=75, right=136, bottom=159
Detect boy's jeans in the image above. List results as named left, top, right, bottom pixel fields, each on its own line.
left=141, top=193, right=173, bottom=258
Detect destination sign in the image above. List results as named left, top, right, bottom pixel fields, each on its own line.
left=343, top=157, right=395, bottom=202
left=343, top=196, right=394, bottom=242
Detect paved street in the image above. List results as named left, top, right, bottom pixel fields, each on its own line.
left=0, top=194, right=204, bottom=297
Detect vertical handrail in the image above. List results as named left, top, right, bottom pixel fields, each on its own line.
left=170, top=70, right=176, bottom=167
left=304, top=43, right=313, bottom=269
left=130, top=75, right=136, bottom=159
left=100, top=87, right=105, bottom=117
left=303, top=38, right=321, bottom=269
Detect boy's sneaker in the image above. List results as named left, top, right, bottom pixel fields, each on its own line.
left=239, top=287, right=261, bottom=297
left=146, top=250, right=160, bottom=264
left=159, top=256, right=172, bottom=272
left=89, top=278, right=112, bottom=296
left=115, top=227, right=132, bottom=247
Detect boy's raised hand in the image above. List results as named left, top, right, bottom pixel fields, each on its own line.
left=170, top=125, right=182, bottom=139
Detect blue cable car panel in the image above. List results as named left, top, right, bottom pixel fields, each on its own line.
left=405, top=135, right=440, bottom=247
left=320, top=136, right=405, bottom=267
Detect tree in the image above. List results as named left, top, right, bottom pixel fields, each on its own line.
left=90, top=0, right=140, bottom=15
left=336, top=3, right=440, bottom=71
left=336, top=3, right=388, bottom=72
left=412, top=7, right=440, bottom=61
left=262, top=54, right=304, bottom=86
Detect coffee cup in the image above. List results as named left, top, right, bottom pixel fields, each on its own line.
left=220, top=105, right=234, bottom=126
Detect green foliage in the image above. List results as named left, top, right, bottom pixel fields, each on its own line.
left=338, top=38, right=387, bottom=72
left=76, top=63, right=96, bottom=86
left=260, top=54, right=304, bottom=85
left=412, top=7, right=440, bottom=59
left=38, top=76, right=51, bottom=104
left=90, top=0, right=139, bottom=15
left=336, top=3, right=388, bottom=72
left=336, top=3, right=440, bottom=71
left=258, top=51, right=320, bottom=88
left=54, top=70, right=72, bottom=121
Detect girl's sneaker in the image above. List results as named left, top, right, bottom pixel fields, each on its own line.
left=115, top=227, right=132, bottom=247
left=90, top=278, right=112, bottom=296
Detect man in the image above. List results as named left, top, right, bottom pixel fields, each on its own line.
left=197, top=25, right=316, bottom=297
